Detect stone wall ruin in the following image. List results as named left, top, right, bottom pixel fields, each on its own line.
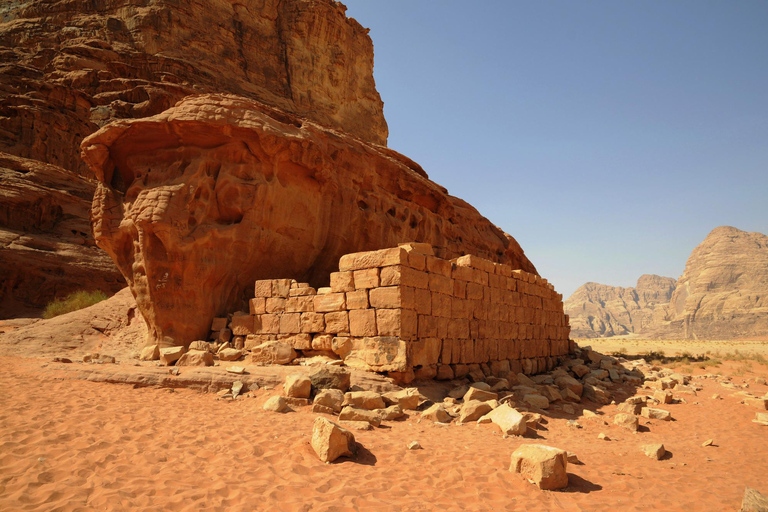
left=210, top=243, right=572, bottom=381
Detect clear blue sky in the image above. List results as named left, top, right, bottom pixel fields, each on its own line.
left=343, top=0, right=768, bottom=298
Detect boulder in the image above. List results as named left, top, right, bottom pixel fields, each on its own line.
left=555, top=375, right=583, bottom=397
left=218, top=348, right=244, bottom=361
left=284, top=375, right=312, bottom=399
left=311, top=417, right=357, bottom=463
left=263, top=396, right=290, bottom=413
left=463, top=388, right=498, bottom=403
left=523, top=394, right=550, bottom=410
left=382, top=388, right=421, bottom=410
left=641, top=407, right=672, bottom=421
left=314, top=389, right=345, bottom=413
left=250, top=341, right=296, bottom=365
left=613, top=413, right=639, bottom=432
left=486, top=404, right=527, bottom=436
left=740, top=487, right=768, bottom=512
left=159, top=346, right=186, bottom=366
left=459, top=400, right=493, bottom=424
left=139, top=345, right=160, bottom=361
left=420, top=404, right=452, bottom=424
left=510, top=444, right=568, bottom=490
left=642, top=444, right=666, bottom=460
left=176, top=349, right=214, bottom=367
left=338, top=406, right=382, bottom=427
left=309, top=366, right=351, bottom=392
left=188, top=341, right=211, bottom=352
left=342, top=391, right=385, bottom=410
left=380, top=405, right=405, bottom=421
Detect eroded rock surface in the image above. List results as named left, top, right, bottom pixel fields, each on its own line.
left=83, top=94, right=537, bottom=348
left=0, top=153, right=125, bottom=314
left=564, top=274, right=675, bottom=338
left=0, top=0, right=387, bottom=310
left=566, top=226, right=768, bottom=339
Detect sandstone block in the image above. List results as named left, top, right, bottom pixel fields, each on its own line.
left=279, top=313, right=301, bottom=334
left=211, top=317, right=229, bottom=331
left=428, top=274, right=453, bottom=295
left=642, top=443, right=666, bottom=460
left=380, top=404, right=405, bottom=420
left=421, top=404, right=452, bottom=423
left=218, top=348, right=244, bottom=361
left=284, top=375, right=312, bottom=399
left=312, top=403, right=336, bottom=415
left=487, top=404, right=527, bottom=436
left=330, top=271, right=355, bottom=293
left=159, top=346, right=186, bottom=366
left=340, top=336, right=409, bottom=373
left=139, top=345, right=160, bottom=361
left=555, top=375, right=583, bottom=397
left=343, top=391, right=385, bottom=410
left=189, top=340, right=212, bottom=352
left=177, top=349, right=213, bottom=367
left=740, top=486, right=768, bottom=512
left=382, top=388, right=421, bottom=410
left=250, top=341, right=297, bottom=365
left=641, top=407, right=672, bottom=421
left=349, top=309, right=377, bottom=337
left=339, top=247, right=408, bottom=271
left=523, top=394, right=550, bottom=410
left=353, top=268, right=380, bottom=289
left=272, top=279, right=293, bottom=298
left=746, top=398, right=768, bottom=410
left=340, top=420, right=374, bottom=431
left=263, top=396, right=290, bottom=413
left=314, top=388, right=345, bottom=413
left=617, top=402, right=643, bottom=415
left=338, top=406, right=382, bottom=427
left=314, top=293, right=347, bottom=312
left=248, top=298, right=266, bottom=315
left=456, top=254, right=497, bottom=274
left=324, top=311, right=349, bottom=334
left=510, top=444, right=568, bottom=490
left=311, top=334, right=334, bottom=351
left=380, top=265, right=429, bottom=288
left=266, top=297, right=287, bottom=314
left=300, top=312, right=325, bottom=333
left=369, top=286, right=406, bottom=309
left=285, top=296, right=314, bottom=313
left=230, top=314, right=255, bottom=336
left=346, top=290, right=369, bottom=309
left=257, top=314, right=280, bottom=334
left=463, top=387, right=498, bottom=403
left=216, top=327, right=233, bottom=342
left=399, top=242, right=435, bottom=256
left=459, top=400, right=493, bottom=423
left=309, top=365, right=351, bottom=392
left=614, top=413, right=639, bottom=431
left=254, top=280, right=272, bottom=298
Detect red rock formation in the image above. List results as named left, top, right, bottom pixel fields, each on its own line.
left=0, top=0, right=387, bottom=311
left=83, top=94, right=537, bottom=348
left=0, top=153, right=125, bottom=315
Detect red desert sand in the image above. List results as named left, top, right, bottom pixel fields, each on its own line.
left=1, top=355, right=767, bottom=511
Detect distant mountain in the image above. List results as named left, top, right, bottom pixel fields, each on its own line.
left=564, top=275, right=676, bottom=338
left=565, top=226, right=768, bottom=339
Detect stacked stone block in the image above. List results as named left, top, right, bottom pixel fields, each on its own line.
left=212, top=243, right=572, bottom=380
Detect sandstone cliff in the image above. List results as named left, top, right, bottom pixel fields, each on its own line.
left=658, top=226, right=768, bottom=339
left=564, top=275, right=675, bottom=338
left=565, top=226, right=768, bottom=340
left=83, top=94, right=538, bottom=348
left=0, top=0, right=388, bottom=313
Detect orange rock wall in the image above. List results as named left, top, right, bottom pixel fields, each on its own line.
left=210, top=245, right=571, bottom=379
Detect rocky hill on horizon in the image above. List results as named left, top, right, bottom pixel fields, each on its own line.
left=565, top=226, right=768, bottom=340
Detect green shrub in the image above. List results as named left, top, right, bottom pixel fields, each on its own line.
left=43, top=290, right=109, bottom=319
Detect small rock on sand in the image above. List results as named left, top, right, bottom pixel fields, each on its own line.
left=263, top=396, right=290, bottom=413
left=407, top=441, right=422, bottom=450
left=641, top=443, right=666, bottom=460
left=311, top=417, right=356, bottom=463
left=509, top=444, right=568, bottom=490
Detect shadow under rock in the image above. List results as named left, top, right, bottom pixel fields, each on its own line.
left=340, top=444, right=377, bottom=466
left=561, top=474, right=603, bottom=493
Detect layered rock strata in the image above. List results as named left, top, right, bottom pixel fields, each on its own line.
left=83, top=94, right=538, bottom=348
left=206, top=244, right=570, bottom=380
left=0, top=153, right=124, bottom=314
left=565, top=226, right=768, bottom=339
left=0, top=0, right=387, bottom=311
left=564, top=275, right=675, bottom=338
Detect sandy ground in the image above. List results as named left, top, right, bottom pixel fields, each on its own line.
left=582, top=337, right=768, bottom=358
left=1, top=354, right=767, bottom=511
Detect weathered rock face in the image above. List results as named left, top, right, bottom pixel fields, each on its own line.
left=0, top=153, right=125, bottom=315
left=564, top=274, right=675, bottom=338
left=1, top=0, right=387, bottom=178
left=0, top=0, right=387, bottom=310
left=566, top=226, right=768, bottom=339
left=83, top=94, right=537, bottom=348
left=659, top=226, right=768, bottom=339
